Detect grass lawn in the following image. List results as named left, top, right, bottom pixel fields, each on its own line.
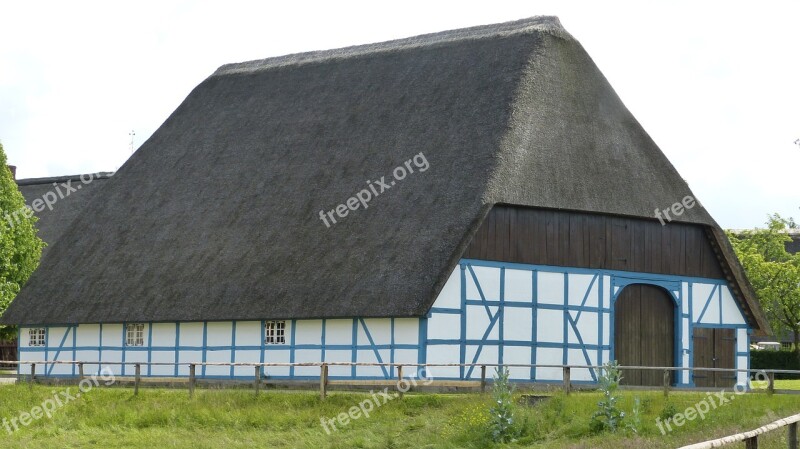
left=0, top=385, right=798, bottom=448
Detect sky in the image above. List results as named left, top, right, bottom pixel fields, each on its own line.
left=0, top=0, right=798, bottom=229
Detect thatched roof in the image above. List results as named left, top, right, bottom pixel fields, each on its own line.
left=0, top=17, right=768, bottom=332
left=17, top=174, right=113, bottom=256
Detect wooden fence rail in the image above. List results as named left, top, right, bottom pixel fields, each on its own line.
left=679, top=413, right=800, bottom=449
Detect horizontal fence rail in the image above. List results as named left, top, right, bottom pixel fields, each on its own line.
left=679, top=413, right=800, bottom=449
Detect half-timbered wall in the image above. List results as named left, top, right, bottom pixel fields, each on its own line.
left=425, top=259, right=751, bottom=387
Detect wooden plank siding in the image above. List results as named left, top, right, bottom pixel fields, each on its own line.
left=464, top=206, right=725, bottom=279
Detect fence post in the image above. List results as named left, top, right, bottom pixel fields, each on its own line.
left=788, top=421, right=798, bottom=449
left=397, top=366, right=404, bottom=399
left=320, top=364, right=328, bottom=400
left=29, top=363, right=35, bottom=389
left=768, top=371, right=775, bottom=395
left=254, top=366, right=261, bottom=395
left=563, top=366, right=571, bottom=395
left=78, top=363, right=84, bottom=381
left=481, top=365, right=487, bottom=393
left=745, top=435, right=758, bottom=449
left=189, top=364, right=196, bottom=398
left=663, top=369, right=670, bottom=398
left=134, top=364, right=141, bottom=396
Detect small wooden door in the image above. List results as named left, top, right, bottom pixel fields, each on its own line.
left=692, top=328, right=736, bottom=388
left=614, top=284, right=675, bottom=386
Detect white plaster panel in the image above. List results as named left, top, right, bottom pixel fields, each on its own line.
left=356, top=349, right=390, bottom=378
left=432, top=267, right=461, bottom=309
left=75, top=350, right=99, bottom=374
left=179, top=323, right=204, bottom=347
left=721, top=287, right=746, bottom=325
left=207, top=322, right=232, bottom=347
left=536, top=309, right=564, bottom=344
left=737, top=356, right=748, bottom=387
left=325, top=350, right=352, bottom=377
left=692, top=284, right=716, bottom=321
left=393, top=318, right=419, bottom=345
left=568, top=311, right=598, bottom=346
left=324, top=319, right=352, bottom=345
left=232, top=350, right=260, bottom=377
left=177, top=350, right=202, bottom=376
left=682, top=282, right=690, bottom=315
left=535, top=347, right=563, bottom=381
left=537, top=272, right=565, bottom=305
left=568, top=274, right=597, bottom=307
left=466, top=266, right=501, bottom=301
left=294, top=349, right=322, bottom=376
left=737, top=329, right=748, bottom=353
left=465, top=345, right=498, bottom=379
left=263, top=349, right=290, bottom=377
left=294, top=320, right=323, bottom=345
left=504, top=346, right=532, bottom=380
left=504, top=269, right=533, bottom=302
left=568, top=349, right=595, bottom=381
left=76, top=324, right=100, bottom=347
left=503, top=306, right=532, bottom=342
left=393, top=349, right=418, bottom=365
left=466, top=305, right=498, bottom=340
left=102, top=350, right=123, bottom=376
left=47, top=327, right=71, bottom=347
left=125, top=350, right=147, bottom=364
left=204, top=350, right=231, bottom=376
left=150, top=323, right=176, bottom=347
left=359, top=319, right=392, bottom=346
left=150, top=351, right=175, bottom=376
left=428, top=313, right=460, bottom=340
left=234, top=321, right=261, bottom=347
left=425, top=344, right=461, bottom=378
left=103, top=324, right=123, bottom=347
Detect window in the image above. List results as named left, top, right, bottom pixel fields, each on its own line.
left=126, top=323, right=145, bottom=347
left=265, top=320, right=286, bottom=345
left=29, top=328, right=46, bottom=347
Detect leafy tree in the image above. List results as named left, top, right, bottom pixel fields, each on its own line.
left=0, top=142, right=45, bottom=340
left=728, top=215, right=800, bottom=361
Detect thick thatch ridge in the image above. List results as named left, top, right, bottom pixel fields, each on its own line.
left=0, top=17, right=767, bottom=331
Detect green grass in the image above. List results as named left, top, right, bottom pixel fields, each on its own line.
left=0, top=385, right=798, bottom=448
left=775, top=379, right=800, bottom=390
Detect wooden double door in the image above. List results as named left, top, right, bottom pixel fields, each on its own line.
left=614, top=284, right=675, bottom=386
left=692, top=328, right=736, bottom=388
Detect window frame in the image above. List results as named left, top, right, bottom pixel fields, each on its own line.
left=125, top=323, right=146, bottom=347
left=264, top=320, right=286, bottom=345
left=28, top=328, right=46, bottom=347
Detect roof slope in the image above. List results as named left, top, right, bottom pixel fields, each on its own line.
left=17, top=174, right=113, bottom=256
left=0, top=17, right=767, bottom=331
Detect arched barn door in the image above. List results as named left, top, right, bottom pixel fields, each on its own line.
left=614, top=284, right=675, bottom=386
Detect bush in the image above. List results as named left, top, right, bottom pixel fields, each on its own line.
left=751, top=350, right=800, bottom=379
left=488, top=366, right=518, bottom=443
left=590, top=361, right=626, bottom=433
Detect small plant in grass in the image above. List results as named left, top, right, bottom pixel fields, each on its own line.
left=589, top=361, right=625, bottom=433
left=659, top=401, right=678, bottom=421
left=488, top=366, right=518, bottom=443
left=626, top=396, right=642, bottom=434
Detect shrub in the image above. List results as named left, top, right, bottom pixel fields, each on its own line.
left=488, top=366, right=518, bottom=443
left=590, top=361, right=625, bottom=433
left=751, top=350, right=800, bottom=379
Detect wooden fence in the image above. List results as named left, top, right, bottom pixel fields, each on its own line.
left=679, top=413, right=799, bottom=449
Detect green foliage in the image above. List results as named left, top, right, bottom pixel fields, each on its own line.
left=727, top=215, right=800, bottom=360
left=0, top=142, right=44, bottom=339
left=488, top=366, right=518, bottom=443
left=659, top=401, right=678, bottom=421
left=590, top=361, right=626, bottom=433
left=750, top=350, right=800, bottom=379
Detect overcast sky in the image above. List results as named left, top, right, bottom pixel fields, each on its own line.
left=1, top=1, right=798, bottom=229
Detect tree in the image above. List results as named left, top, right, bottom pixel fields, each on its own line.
left=0, top=142, right=45, bottom=340
left=728, top=215, right=800, bottom=362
